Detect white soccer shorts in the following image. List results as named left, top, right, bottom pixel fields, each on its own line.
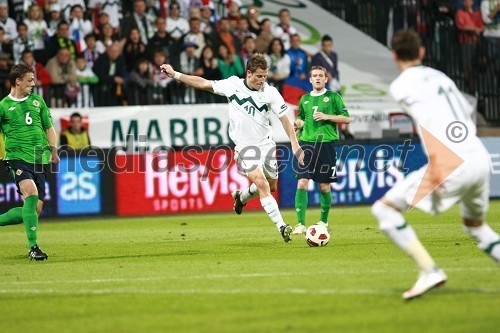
left=234, top=141, right=278, bottom=179
left=384, top=160, right=490, bottom=220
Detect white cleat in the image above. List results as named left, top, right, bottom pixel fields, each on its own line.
left=291, top=224, right=306, bottom=235
left=402, top=268, right=447, bottom=300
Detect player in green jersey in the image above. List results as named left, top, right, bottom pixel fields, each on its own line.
left=292, top=66, right=350, bottom=235
left=0, top=64, right=59, bottom=260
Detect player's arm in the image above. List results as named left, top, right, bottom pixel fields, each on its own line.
left=160, top=64, right=214, bottom=92
left=313, top=94, right=350, bottom=124
left=295, top=97, right=305, bottom=130
left=279, top=115, right=304, bottom=165
left=45, top=126, right=60, bottom=164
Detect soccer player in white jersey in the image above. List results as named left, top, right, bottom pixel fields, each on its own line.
left=160, top=54, right=304, bottom=242
left=371, top=29, right=500, bottom=299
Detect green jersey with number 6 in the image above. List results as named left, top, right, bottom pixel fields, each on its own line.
left=0, top=93, right=53, bottom=164
left=297, top=90, right=349, bottom=142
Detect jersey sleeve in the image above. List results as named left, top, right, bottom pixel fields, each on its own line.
left=297, top=96, right=305, bottom=120
left=333, top=93, right=349, bottom=116
left=39, top=97, right=53, bottom=129
left=269, top=86, right=289, bottom=118
left=211, top=76, right=237, bottom=97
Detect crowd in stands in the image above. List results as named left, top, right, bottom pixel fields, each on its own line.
left=387, top=0, right=500, bottom=96
left=0, top=0, right=341, bottom=108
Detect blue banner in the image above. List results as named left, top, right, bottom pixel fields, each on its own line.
left=278, top=140, right=428, bottom=207
left=57, top=156, right=102, bottom=215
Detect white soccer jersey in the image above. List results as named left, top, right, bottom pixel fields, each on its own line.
left=211, top=76, right=289, bottom=147
left=390, top=65, right=489, bottom=161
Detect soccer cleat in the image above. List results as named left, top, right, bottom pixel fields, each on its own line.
left=29, top=245, right=48, bottom=261
left=291, top=224, right=306, bottom=235
left=317, top=221, right=331, bottom=232
left=280, top=224, right=292, bottom=243
left=402, top=268, right=447, bottom=300
left=231, top=190, right=246, bottom=215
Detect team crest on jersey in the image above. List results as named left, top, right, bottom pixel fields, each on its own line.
left=16, top=169, right=23, bottom=176
left=33, top=100, right=40, bottom=107
left=304, top=101, right=309, bottom=104
left=323, top=97, right=330, bottom=103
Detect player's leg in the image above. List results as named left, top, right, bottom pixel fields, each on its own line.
left=0, top=207, right=23, bottom=226
left=372, top=197, right=446, bottom=299
left=293, top=178, right=308, bottom=235
left=247, top=167, right=291, bottom=242
left=460, top=178, right=500, bottom=262
left=318, top=183, right=332, bottom=226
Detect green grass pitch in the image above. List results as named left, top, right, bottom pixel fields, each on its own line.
left=1, top=201, right=499, bottom=333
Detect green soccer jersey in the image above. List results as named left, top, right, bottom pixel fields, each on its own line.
left=297, top=90, right=349, bottom=142
left=0, top=93, right=53, bottom=164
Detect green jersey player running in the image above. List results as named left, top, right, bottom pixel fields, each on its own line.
left=292, top=66, right=350, bottom=235
left=0, top=64, right=59, bottom=260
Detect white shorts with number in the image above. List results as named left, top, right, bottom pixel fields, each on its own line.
left=234, top=141, right=278, bottom=179
left=384, top=158, right=490, bottom=220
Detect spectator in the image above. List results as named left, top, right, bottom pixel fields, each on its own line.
left=123, top=28, right=147, bottom=73
left=216, top=17, right=241, bottom=56
left=93, top=42, right=126, bottom=106
left=12, top=23, right=34, bottom=65
left=311, top=34, right=340, bottom=93
left=0, top=53, right=8, bottom=97
left=234, top=18, right=256, bottom=45
left=96, top=23, right=121, bottom=52
left=285, top=33, right=311, bottom=91
left=46, top=3, right=63, bottom=38
left=217, top=42, right=244, bottom=79
left=455, top=0, right=485, bottom=93
left=45, top=47, right=78, bottom=107
left=199, top=3, right=218, bottom=35
left=194, top=45, right=223, bottom=103
left=386, top=0, right=417, bottom=47
left=24, top=4, right=49, bottom=65
left=182, top=17, right=210, bottom=58
left=272, top=8, right=297, bottom=50
left=75, top=55, right=99, bottom=107
left=255, top=18, right=273, bottom=54
left=83, top=33, right=101, bottom=68
left=265, top=37, right=291, bottom=93
left=0, top=1, right=17, bottom=55
left=166, top=2, right=190, bottom=42
left=480, top=0, right=500, bottom=60
left=126, top=58, right=153, bottom=105
left=226, top=1, right=242, bottom=29
left=151, top=49, right=173, bottom=104
left=147, top=17, right=177, bottom=67
left=60, top=0, right=87, bottom=22
left=68, top=4, right=93, bottom=53
left=246, top=5, right=262, bottom=36
left=179, top=37, right=200, bottom=103
left=19, top=49, right=52, bottom=98
left=87, top=0, right=122, bottom=36
left=60, top=112, right=91, bottom=151
left=121, top=0, right=156, bottom=45
left=240, top=35, right=256, bottom=66
left=46, top=21, right=78, bottom=61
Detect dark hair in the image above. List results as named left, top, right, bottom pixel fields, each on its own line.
left=321, top=34, right=333, bottom=43
left=169, top=1, right=180, bottom=10
left=279, top=8, right=290, bottom=15
left=246, top=53, right=268, bottom=73
left=17, top=22, right=27, bottom=29
left=57, top=20, right=69, bottom=29
left=8, top=64, right=34, bottom=86
left=70, top=112, right=82, bottom=119
left=84, top=33, right=97, bottom=42
left=267, top=37, right=285, bottom=57
left=391, top=29, right=421, bottom=61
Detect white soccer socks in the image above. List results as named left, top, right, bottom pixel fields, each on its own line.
left=260, top=195, right=286, bottom=230
left=464, top=223, right=500, bottom=262
left=372, top=201, right=436, bottom=272
left=240, top=183, right=259, bottom=204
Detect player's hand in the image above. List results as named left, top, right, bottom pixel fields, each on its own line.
left=160, top=64, right=175, bottom=78
left=292, top=144, right=304, bottom=166
left=313, top=112, right=329, bottom=121
left=50, top=152, right=60, bottom=164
